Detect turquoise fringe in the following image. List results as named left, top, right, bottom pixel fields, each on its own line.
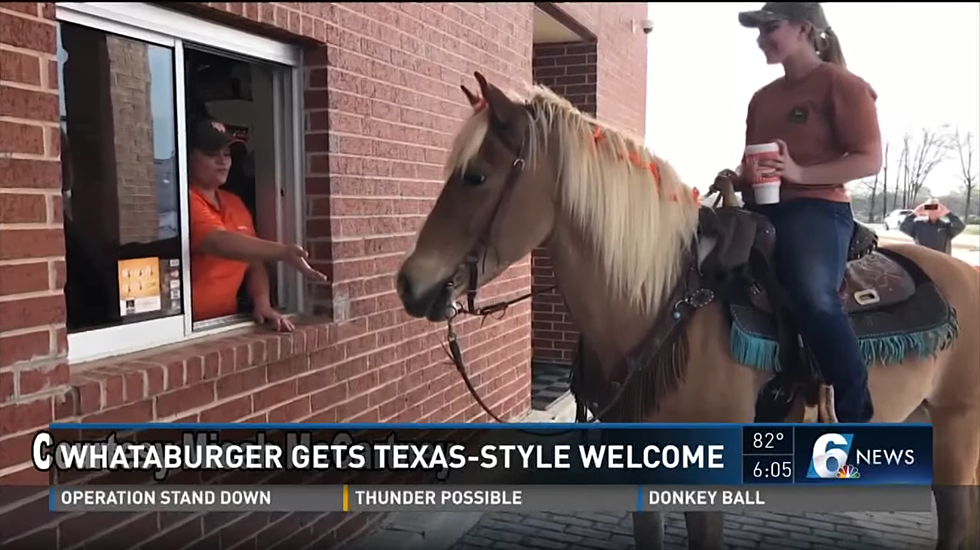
left=729, top=314, right=960, bottom=373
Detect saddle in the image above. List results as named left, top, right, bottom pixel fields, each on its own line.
left=569, top=205, right=958, bottom=425
left=696, top=206, right=956, bottom=422
left=697, top=208, right=915, bottom=315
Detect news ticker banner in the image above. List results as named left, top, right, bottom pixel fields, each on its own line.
left=50, top=485, right=932, bottom=513
left=39, top=422, right=932, bottom=487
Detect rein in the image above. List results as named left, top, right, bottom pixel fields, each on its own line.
left=441, top=106, right=717, bottom=425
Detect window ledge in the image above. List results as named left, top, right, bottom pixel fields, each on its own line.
left=58, top=316, right=333, bottom=423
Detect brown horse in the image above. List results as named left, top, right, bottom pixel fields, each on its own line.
left=395, top=72, right=980, bottom=550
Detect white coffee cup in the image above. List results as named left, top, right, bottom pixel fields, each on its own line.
left=744, top=142, right=781, bottom=205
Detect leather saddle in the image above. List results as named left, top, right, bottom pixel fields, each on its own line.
left=697, top=207, right=916, bottom=315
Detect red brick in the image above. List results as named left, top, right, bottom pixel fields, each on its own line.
left=0, top=158, right=61, bottom=189
left=199, top=395, right=253, bottom=422
left=16, top=360, right=67, bottom=395
left=0, top=370, right=13, bottom=403
left=0, top=48, right=41, bottom=85
left=0, top=192, right=48, bottom=223
left=0, top=394, right=51, bottom=436
left=0, top=228, right=64, bottom=260
left=155, top=382, right=215, bottom=418
left=0, top=120, right=44, bottom=155
left=0, top=10, right=55, bottom=52
left=252, top=379, right=297, bottom=412
left=0, top=85, right=58, bottom=121
left=215, top=366, right=267, bottom=400
left=0, top=262, right=49, bottom=296
left=0, top=294, right=64, bottom=332
left=84, top=398, right=153, bottom=423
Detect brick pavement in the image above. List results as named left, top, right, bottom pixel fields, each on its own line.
left=450, top=509, right=937, bottom=550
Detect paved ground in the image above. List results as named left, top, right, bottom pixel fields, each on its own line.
left=449, top=509, right=937, bottom=550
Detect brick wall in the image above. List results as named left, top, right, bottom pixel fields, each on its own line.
left=529, top=41, right=598, bottom=365
left=105, top=36, right=159, bottom=244
left=528, top=3, right=649, bottom=366
left=0, top=2, right=648, bottom=548
left=0, top=3, right=69, bottom=405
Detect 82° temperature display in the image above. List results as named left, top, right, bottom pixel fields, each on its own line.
left=742, top=426, right=793, bottom=455
left=742, top=426, right=795, bottom=484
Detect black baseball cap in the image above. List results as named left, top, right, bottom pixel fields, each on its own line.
left=738, top=2, right=830, bottom=31
left=188, top=117, right=242, bottom=154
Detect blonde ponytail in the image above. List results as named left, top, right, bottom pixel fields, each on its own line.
left=810, top=26, right=846, bottom=68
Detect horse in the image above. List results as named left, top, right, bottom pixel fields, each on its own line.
left=395, top=72, right=980, bottom=550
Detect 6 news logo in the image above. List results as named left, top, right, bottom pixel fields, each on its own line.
left=807, top=433, right=860, bottom=479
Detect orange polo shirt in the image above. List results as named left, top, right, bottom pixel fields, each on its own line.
left=189, top=187, right=256, bottom=321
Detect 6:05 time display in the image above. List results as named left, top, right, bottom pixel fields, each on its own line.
left=742, top=456, right=793, bottom=484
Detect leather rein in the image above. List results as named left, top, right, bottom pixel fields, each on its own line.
left=441, top=107, right=717, bottom=425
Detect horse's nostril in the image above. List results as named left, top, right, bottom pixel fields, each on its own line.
left=396, top=271, right=413, bottom=301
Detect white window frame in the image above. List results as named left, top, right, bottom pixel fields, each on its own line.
left=59, top=3, right=306, bottom=363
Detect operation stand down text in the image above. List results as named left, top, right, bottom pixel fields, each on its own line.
left=50, top=485, right=933, bottom=513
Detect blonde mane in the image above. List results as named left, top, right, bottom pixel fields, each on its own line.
left=447, top=85, right=701, bottom=317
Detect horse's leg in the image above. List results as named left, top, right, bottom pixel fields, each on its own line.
left=632, top=511, right=664, bottom=550
left=928, top=402, right=980, bottom=550
left=684, top=512, right=725, bottom=550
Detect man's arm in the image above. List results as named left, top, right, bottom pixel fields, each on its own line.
left=945, top=213, right=967, bottom=239
left=899, top=213, right=917, bottom=238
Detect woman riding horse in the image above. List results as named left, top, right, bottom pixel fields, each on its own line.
left=724, top=2, right=881, bottom=423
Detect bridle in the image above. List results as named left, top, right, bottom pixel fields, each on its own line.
left=440, top=102, right=712, bottom=427
left=441, top=106, right=554, bottom=424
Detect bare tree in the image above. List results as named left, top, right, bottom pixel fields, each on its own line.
left=861, top=172, right=879, bottom=222
left=897, top=126, right=953, bottom=207
left=880, top=141, right=890, bottom=217
left=953, top=128, right=978, bottom=220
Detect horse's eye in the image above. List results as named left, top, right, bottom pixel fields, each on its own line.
left=463, top=172, right=486, bottom=186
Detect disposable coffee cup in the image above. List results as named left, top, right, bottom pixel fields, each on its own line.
left=744, top=142, right=781, bottom=205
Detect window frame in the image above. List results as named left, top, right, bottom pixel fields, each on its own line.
left=58, top=2, right=306, bottom=363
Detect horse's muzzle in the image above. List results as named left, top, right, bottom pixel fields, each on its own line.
left=396, top=270, right=456, bottom=322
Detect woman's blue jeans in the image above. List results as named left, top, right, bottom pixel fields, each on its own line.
left=750, top=199, right=873, bottom=423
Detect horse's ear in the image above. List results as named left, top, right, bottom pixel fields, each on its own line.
left=460, top=85, right=480, bottom=108
left=473, top=71, right=520, bottom=128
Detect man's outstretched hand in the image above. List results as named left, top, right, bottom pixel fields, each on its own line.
left=278, top=244, right=328, bottom=281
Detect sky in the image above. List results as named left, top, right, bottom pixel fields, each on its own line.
left=644, top=2, right=980, bottom=196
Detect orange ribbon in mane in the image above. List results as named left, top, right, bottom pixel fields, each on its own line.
left=466, top=104, right=700, bottom=205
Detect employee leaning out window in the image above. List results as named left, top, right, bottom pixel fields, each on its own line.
left=188, top=117, right=327, bottom=331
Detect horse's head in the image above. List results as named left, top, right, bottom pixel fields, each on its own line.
left=396, top=72, right=558, bottom=321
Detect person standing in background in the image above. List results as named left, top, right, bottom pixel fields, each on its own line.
left=899, top=198, right=967, bottom=254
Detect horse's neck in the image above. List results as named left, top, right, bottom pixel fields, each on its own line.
left=544, top=216, right=656, bottom=372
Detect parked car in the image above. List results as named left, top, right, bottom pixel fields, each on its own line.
left=883, top=209, right=914, bottom=231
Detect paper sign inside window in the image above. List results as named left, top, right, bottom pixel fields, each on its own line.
left=118, top=257, right=162, bottom=317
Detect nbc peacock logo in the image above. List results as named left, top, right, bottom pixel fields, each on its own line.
left=836, top=464, right=861, bottom=479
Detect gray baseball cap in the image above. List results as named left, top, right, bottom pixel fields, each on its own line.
left=738, top=2, right=830, bottom=32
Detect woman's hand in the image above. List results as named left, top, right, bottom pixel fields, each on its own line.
left=253, top=302, right=295, bottom=332
left=278, top=244, right=329, bottom=282
left=757, top=139, right=806, bottom=184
